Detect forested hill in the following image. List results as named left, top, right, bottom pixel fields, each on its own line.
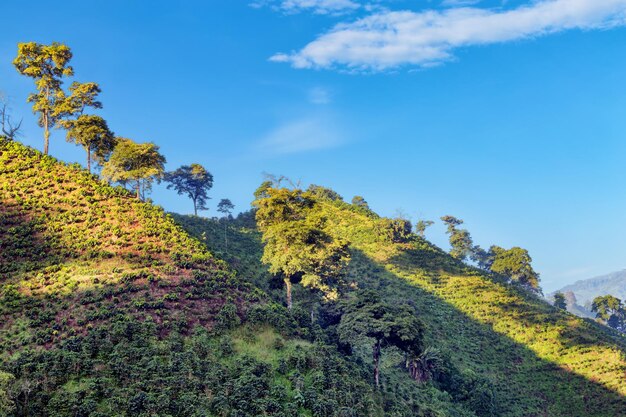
left=175, top=190, right=626, bottom=417
left=2, top=139, right=626, bottom=416
left=0, top=140, right=481, bottom=416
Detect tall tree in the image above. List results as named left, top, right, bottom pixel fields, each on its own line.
left=351, top=195, right=369, bottom=209
left=338, top=290, right=423, bottom=388
left=60, top=115, right=115, bottom=172
left=62, top=81, right=102, bottom=114
left=489, top=246, right=541, bottom=291
left=592, top=295, right=624, bottom=331
left=471, top=245, right=492, bottom=270
left=415, top=219, right=434, bottom=238
left=101, top=138, right=166, bottom=199
left=13, top=42, right=74, bottom=155
left=553, top=292, right=567, bottom=310
left=165, top=164, right=213, bottom=215
left=254, top=186, right=349, bottom=309
left=217, top=198, right=235, bottom=217
left=217, top=199, right=235, bottom=247
left=441, top=215, right=473, bottom=261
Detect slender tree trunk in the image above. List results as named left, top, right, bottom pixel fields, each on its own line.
left=86, top=145, right=91, bottom=173
left=284, top=278, right=292, bottom=310
left=43, top=87, right=50, bottom=155
left=373, top=339, right=381, bottom=388
left=193, top=197, right=197, bottom=216
left=136, top=182, right=141, bottom=199
left=43, top=111, right=50, bottom=155
left=224, top=221, right=228, bottom=249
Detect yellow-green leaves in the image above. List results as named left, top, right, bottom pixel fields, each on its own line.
left=13, top=42, right=74, bottom=154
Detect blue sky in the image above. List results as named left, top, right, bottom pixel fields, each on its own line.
left=2, top=0, right=626, bottom=291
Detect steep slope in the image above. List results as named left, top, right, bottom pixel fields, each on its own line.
left=0, top=140, right=249, bottom=355
left=556, top=270, right=626, bottom=306
left=0, top=140, right=476, bottom=417
left=177, top=195, right=626, bottom=417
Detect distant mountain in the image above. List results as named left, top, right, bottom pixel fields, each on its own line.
left=557, top=270, right=626, bottom=306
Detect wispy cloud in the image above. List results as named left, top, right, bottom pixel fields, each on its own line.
left=308, top=87, right=332, bottom=104
left=252, top=0, right=361, bottom=15
left=255, top=117, right=345, bottom=155
left=441, top=0, right=482, bottom=7
left=271, top=0, right=626, bottom=70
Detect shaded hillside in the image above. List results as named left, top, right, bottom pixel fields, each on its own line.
left=0, top=140, right=477, bottom=417
left=177, top=193, right=626, bottom=417
left=557, top=270, right=626, bottom=306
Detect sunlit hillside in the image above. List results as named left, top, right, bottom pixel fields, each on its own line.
left=176, top=191, right=626, bottom=417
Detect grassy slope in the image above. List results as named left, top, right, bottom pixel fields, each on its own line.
left=0, top=140, right=251, bottom=356
left=321, top=199, right=626, bottom=416
left=0, top=141, right=472, bottom=417
left=176, top=198, right=626, bottom=417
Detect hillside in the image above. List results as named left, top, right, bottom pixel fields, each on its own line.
left=176, top=195, right=626, bottom=417
left=0, top=140, right=480, bottom=417
left=556, top=270, right=626, bottom=306
left=3, top=140, right=626, bottom=416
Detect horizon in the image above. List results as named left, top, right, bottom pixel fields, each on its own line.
left=2, top=0, right=626, bottom=292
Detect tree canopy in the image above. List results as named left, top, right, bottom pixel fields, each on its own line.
left=13, top=42, right=74, bottom=155
left=338, top=290, right=423, bottom=387
left=553, top=292, right=567, bottom=310
left=254, top=186, right=349, bottom=308
left=101, top=138, right=166, bottom=199
left=61, top=114, right=115, bottom=172
left=592, top=295, right=625, bottom=331
left=488, top=246, right=540, bottom=291
left=415, top=219, right=434, bottom=238
left=441, top=215, right=474, bottom=261
left=165, top=164, right=214, bottom=215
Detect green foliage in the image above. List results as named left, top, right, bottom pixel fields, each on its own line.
left=308, top=184, right=343, bottom=201
left=60, top=114, right=115, bottom=172
left=553, top=291, right=567, bottom=310
left=101, top=138, right=166, bottom=199
left=592, top=295, right=625, bottom=331
left=3, top=139, right=626, bottom=417
left=217, top=198, right=235, bottom=216
left=254, top=187, right=350, bottom=305
left=0, top=371, right=14, bottom=415
left=415, top=219, right=434, bottom=238
left=351, top=195, right=368, bottom=208
left=13, top=42, right=74, bottom=154
left=165, top=164, right=213, bottom=215
left=488, top=246, right=540, bottom=291
left=441, top=215, right=474, bottom=261
left=338, top=290, right=424, bottom=387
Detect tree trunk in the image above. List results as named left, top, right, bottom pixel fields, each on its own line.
left=43, top=112, right=50, bottom=155
left=86, top=146, right=91, bottom=173
left=43, top=87, right=50, bottom=155
left=284, top=278, right=292, bottom=310
left=193, top=197, right=197, bottom=216
left=136, top=182, right=141, bottom=199
left=224, top=222, right=228, bottom=249
left=373, top=339, right=381, bottom=388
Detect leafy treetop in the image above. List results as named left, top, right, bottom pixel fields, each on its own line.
left=165, top=164, right=214, bottom=216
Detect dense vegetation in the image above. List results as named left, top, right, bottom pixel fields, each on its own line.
left=0, top=139, right=483, bottom=416
left=177, top=185, right=626, bottom=417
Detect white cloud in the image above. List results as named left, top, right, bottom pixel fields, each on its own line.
left=441, top=0, right=482, bottom=7
left=308, top=87, right=332, bottom=104
left=253, top=0, right=361, bottom=14
left=271, top=0, right=626, bottom=70
left=256, top=118, right=345, bottom=155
